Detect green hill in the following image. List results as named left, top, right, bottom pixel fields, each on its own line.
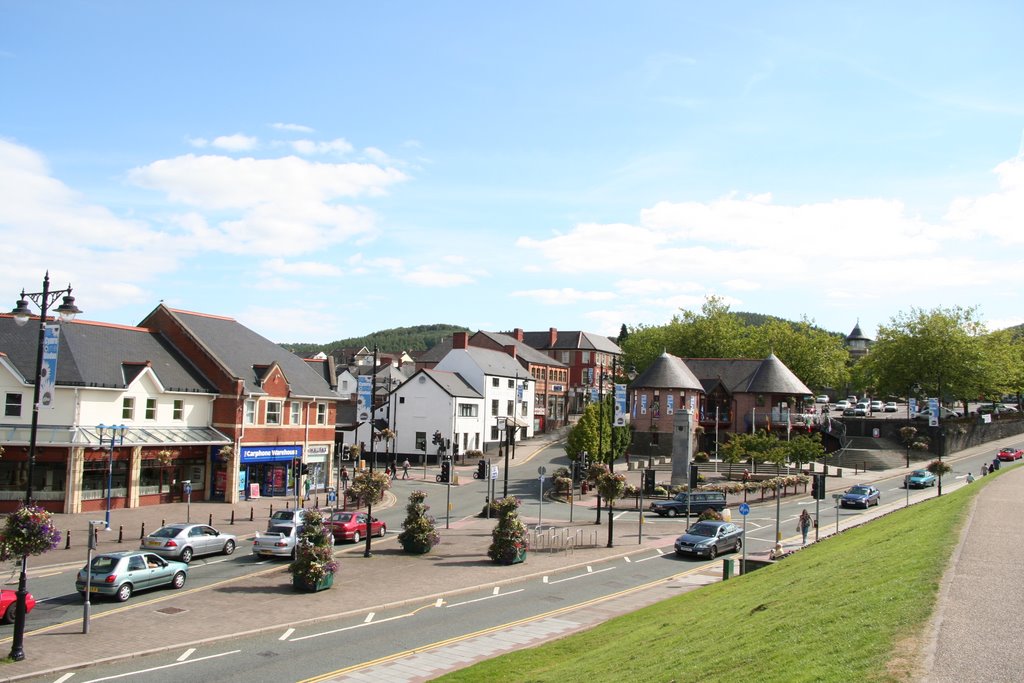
left=281, top=323, right=469, bottom=358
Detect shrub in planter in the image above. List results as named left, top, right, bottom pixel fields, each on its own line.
left=397, top=490, right=440, bottom=554
left=652, top=486, right=668, bottom=497
left=553, top=476, right=573, bottom=493
left=289, top=509, right=337, bottom=591
left=552, top=466, right=571, bottom=480
left=623, top=484, right=640, bottom=497
left=697, top=508, right=724, bottom=521
left=694, top=451, right=710, bottom=463
left=479, top=499, right=502, bottom=517
left=487, top=497, right=529, bottom=565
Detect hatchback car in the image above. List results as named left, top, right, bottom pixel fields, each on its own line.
left=840, top=485, right=881, bottom=508
left=0, top=589, right=35, bottom=624
left=75, top=551, right=188, bottom=602
left=854, top=402, right=871, bottom=416
left=815, top=395, right=830, bottom=404
left=141, top=523, right=237, bottom=563
left=674, top=521, right=742, bottom=559
left=905, top=469, right=937, bottom=488
left=997, top=447, right=1023, bottom=462
left=267, top=509, right=308, bottom=531
left=883, top=402, right=898, bottom=412
left=326, top=511, right=387, bottom=543
left=834, top=400, right=851, bottom=412
left=870, top=400, right=884, bottom=412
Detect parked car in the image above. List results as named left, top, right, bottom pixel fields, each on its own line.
left=649, top=491, right=728, bottom=517
left=905, top=469, right=937, bottom=488
left=326, top=511, right=386, bottom=543
left=75, top=551, right=188, bottom=602
left=815, top=395, right=830, bottom=404
left=140, top=523, right=237, bottom=563
left=0, top=589, right=35, bottom=624
left=854, top=402, right=871, bottom=416
left=978, top=404, right=1018, bottom=416
left=266, top=509, right=308, bottom=531
left=843, top=404, right=858, bottom=416
left=997, top=447, right=1023, bottom=461
left=883, top=402, right=898, bottom=412
left=870, top=400, right=884, bottom=412
left=840, top=485, right=881, bottom=508
left=674, top=521, right=742, bottom=559
left=846, top=395, right=858, bottom=404
left=834, top=400, right=852, bottom=412
left=914, top=407, right=961, bottom=420
left=252, top=523, right=334, bottom=559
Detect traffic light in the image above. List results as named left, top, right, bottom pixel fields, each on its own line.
left=432, top=430, right=442, bottom=446
left=580, top=451, right=589, bottom=471
left=688, top=463, right=699, bottom=490
left=438, top=459, right=452, bottom=483
left=643, top=469, right=656, bottom=496
left=300, top=463, right=309, bottom=475
left=812, top=473, right=826, bottom=499
left=475, top=459, right=486, bottom=480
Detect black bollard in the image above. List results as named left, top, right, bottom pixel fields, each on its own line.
left=315, top=495, right=319, bottom=508
left=286, top=500, right=290, bottom=510
left=208, top=513, right=213, bottom=526
left=161, top=519, right=165, bottom=528
left=249, top=507, right=254, bottom=522
left=231, top=510, right=235, bottom=525
left=65, top=530, right=71, bottom=550
left=118, top=526, right=124, bottom=543
left=269, top=504, right=273, bottom=517
left=140, top=522, right=145, bottom=539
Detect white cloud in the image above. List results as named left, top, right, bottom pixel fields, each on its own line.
left=401, top=268, right=474, bottom=287
left=291, top=138, right=354, bottom=156
left=186, top=136, right=208, bottom=148
left=364, top=147, right=393, bottom=164
left=510, top=288, right=616, bottom=305
left=262, top=258, right=343, bottom=277
left=945, top=159, right=1024, bottom=243
left=211, top=134, right=258, bottom=152
left=271, top=122, right=314, bottom=133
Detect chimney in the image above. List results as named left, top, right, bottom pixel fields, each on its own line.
left=514, top=327, right=524, bottom=342
left=549, top=327, right=557, bottom=348
left=504, top=344, right=518, bottom=360
left=453, top=332, right=469, bottom=349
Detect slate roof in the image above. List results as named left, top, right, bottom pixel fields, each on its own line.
left=847, top=321, right=871, bottom=342
left=473, top=331, right=567, bottom=368
left=683, top=354, right=812, bottom=396
left=0, top=316, right=216, bottom=393
left=417, top=369, right=483, bottom=399
left=415, top=337, right=453, bottom=364
left=141, top=306, right=340, bottom=399
left=519, top=330, right=621, bottom=354
left=461, top=347, right=531, bottom=379
left=628, top=352, right=703, bottom=391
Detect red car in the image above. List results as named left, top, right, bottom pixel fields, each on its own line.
left=997, top=448, right=1023, bottom=461
left=0, top=589, right=36, bottom=624
left=326, top=511, right=386, bottom=543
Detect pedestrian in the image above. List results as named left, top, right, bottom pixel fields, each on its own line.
left=389, top=460, right=398, bottom=480
left=981, top=463, right=988, bottom=476
left=402, top=458, right=410, bottom=479
left=384, top=464, right=392, bottom=478
left=966, top=471, right=976, bottom=483
left=340, top=466, right=349, bottom=491
left=742, top=468, right=751, bottom=483
left=797, top=509, right=813, bottom=545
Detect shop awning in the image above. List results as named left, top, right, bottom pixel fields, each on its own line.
left=0, top=424, right=232, bottom=448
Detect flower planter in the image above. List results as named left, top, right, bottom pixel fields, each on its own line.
left=495, top=547, right=527, bottom=565
left=401, top=540, right=434, bottom=554
left=293, top=573, right=334, bottom=592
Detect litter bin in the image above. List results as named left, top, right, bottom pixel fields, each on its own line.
left=722, top=558, right=734, bottom=580
left=721, top=507, right=732, bottom=522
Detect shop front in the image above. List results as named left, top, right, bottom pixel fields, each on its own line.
left=305, top=444, right=331, bottom=493
left=240, top=444, right=301, bottom=499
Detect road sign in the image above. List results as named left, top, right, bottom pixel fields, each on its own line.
left=738, top=502, right=750, bottom=516
left=490, top=465, right=499, bottom=480
left=183, top=481, right=192, bottom=496
left=538, top=466, right=546, bottom=476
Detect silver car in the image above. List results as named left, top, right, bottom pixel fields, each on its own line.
left=141, top=523, right=237, bottom=563
left=674, top=521, right=743, bottom=559
left=75, top=551, right=188, bottom=602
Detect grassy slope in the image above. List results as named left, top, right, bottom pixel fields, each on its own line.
left=438, top=480, right=982, bottom=683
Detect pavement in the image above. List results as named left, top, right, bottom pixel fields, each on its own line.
left=0, top=431, right=1019, bottom=682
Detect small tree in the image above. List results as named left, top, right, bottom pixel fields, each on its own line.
left=397, top=490, right=439, bottom=554
left=288, top=509, right=337, bottom=590
left=487, top=497, right=529, bottom=564
left=597, top=470, right=626, bottom=548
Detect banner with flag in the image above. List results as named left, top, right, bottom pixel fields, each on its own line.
left=39, top=324, right=60, bottom=410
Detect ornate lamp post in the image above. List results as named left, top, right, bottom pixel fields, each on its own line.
left=8, top=273, right=81, bottom=661
left=98, top=424, right=127, bottom=529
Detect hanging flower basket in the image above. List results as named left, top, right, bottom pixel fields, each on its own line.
left=0, top=505, right=63, bottom=561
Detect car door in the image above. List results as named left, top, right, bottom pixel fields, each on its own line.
left=143, top=553, right=171, bottom=587
left=126, top=555, right=150, bottom=590
left=356, top=513, right=368, bottom=537
left=197, top=526, right=220, bottom=556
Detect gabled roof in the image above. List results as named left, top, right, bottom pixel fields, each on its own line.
left=0, top=316, right=216, bottom=393
left=519, top=330, right=621, bottom=354
left=683, top=354, right=812, bottom=396
left=139, top=306, right=339, bottom=399
left=415, top=337, right=453, bottom=364
left=629, top=352, right=703, bottom=391
left=401, top=369, right=483, bottom=399
left=472, top=331, right=567, bottom=368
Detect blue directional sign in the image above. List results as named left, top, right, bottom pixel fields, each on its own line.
left=738, top=502, right=750, bottom=516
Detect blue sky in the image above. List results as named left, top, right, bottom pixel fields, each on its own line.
left=2, top=2, right=1023, bottom=344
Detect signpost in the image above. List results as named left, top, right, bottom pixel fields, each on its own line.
left=538, top=466, right=546, bottom=528
left=738, top=502, right=750, bottom=574
left=182, top=481, right=192, bottom=523
left=832, top=493, right=842, bottom=534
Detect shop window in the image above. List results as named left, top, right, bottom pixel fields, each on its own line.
left=5, top=393, right=22, bottom=417
left=83, top=458, right=128, bottom=500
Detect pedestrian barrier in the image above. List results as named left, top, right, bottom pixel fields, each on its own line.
left=528, top=527, right=601, bottom=554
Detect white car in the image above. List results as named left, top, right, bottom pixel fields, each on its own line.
left=815, top=395, right=829, bottom=404
left=870, top=400, right=884, bottom=412
left=854, top=402, right=871, bottom=416
left=834, top=400, right=851, bottom=411
left=883, top=402, right=898, bottom=412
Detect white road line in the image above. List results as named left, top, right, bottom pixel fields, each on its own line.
left=613, top=510, right=630, bottom=520
left=435, top=598, right=444, bottom=607
left=53, top=674, right=75, bottom=683
left=635, top=552, right=665, bottom=563
left=289, top=612, right=412, bottom=642
left=279, top=628, right=294, bottom=641
left=176, top=648, right=195, bottom=662
left=446, top=588, right=525, bottom=607
left=80, top=650, right=240, bottom=682
left=543, top=575, right=549, bottom=583
left=547, top=567, right=615, bottom=585
left=624, top=556, right=632, bottom=563
left=364, top=612, right=375, bottom=623
left=492, top=586, right=500, bottom=595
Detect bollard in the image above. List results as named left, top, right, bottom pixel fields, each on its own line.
left=269, top=504, right=273, bottom=517
left=722, top=558, right=734, bottom=580
left=209, top=513, right=213, bottom=526
left=250, top=507, right=254, bottom=522
left=161, top=519, right=165, bottom=528
left=315, top=495, right=319, bottom=508
left=286, top=501, right=290, bottom=510
left=231, top=510, right=235, bottom=525
left=65, top=530, right=71, bottom=550
left=140, top=522, right=146, bottom=539
left=118, top=526, right=124, bottom=543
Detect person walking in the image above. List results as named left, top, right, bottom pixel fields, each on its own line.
left=340, top=466, right=349, bottom=491
left=389, top=460, right=398, bottom=480
left=402, top=458, right=410, bottom=479
left=797, top=509, right=813, bottom=545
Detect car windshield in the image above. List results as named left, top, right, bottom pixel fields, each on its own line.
left=150, top=526, right=183, bottom=538
left=687, top=524, right=719, bottom=537
left=270, top=511, right=295, bottom=521
left=911, top=471, right=928, bottom=477
left=848, top=487, right=871, bottom=495
left=331, top=513, right=354, bottom=522
left=267, top=525, right=293, bottom=535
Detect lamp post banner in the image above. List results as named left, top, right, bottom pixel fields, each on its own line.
left=357, top=376, right=372, bottom=422
left=39, top=324, right=60, bottom=410
left=665, top=393, right=674, bottom=417
left=614, top=384, right=628, bottom=426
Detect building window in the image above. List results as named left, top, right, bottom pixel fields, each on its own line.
left=490, top=427, right=499, bottom=440
left=560, top=351, right=570, bottom=363
left=459, top=403, right=478, bottom=417
left=4, top=393, right=22, bottom=417
left=266, top=401, right=282, bottom=425
left=290, top=401, right=302, bottom=425
left=491, top=399, right=499, bottom=416
left=508, top=379, right=514, bottom=388
left=244, top=399, right=256, bottom=425
left=341, top=379, right=349, bottom=392
left=172, top=399, right=184, bottom=420
left=492, top=377, right=499, bottom=387
left=581, top=351, right=591, bottom=363
left=122, top=397, right=135, bottom=420
left=415, top=431, right=426, bottom=451
left=506, top=400, right=513, bottom=415
left=521, top=401, right=528, bottom=417
left=145, top=398, right=156, bottom=420
left=316, top=403, right=327, bottom=424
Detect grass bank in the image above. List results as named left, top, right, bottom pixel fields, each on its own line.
left=438, top=477, right=987, bottom=683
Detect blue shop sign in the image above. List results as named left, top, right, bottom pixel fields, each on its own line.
left=240, top=445, right=303, bottom=463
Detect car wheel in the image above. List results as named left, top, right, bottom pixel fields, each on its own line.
left=3, top=602, right=16, bottom=624
left=708, top=545, right=718, bottom=560
left=734, top=538, right=742, bottom=553
left=377, top=524, right=386, bottom=537
left=180, top=547, right=193, bottom=563
left=171, top=571, right=186, bottom=589
left=669, top=509, right=679, bottom=518
left=116, top=583, right=133, bottom=602
left=222, top=540, right=236, bottom=556
left=352, top=531, right=361, bottom=543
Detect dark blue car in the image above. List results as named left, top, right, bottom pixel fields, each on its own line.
left=840, top=485, right=880, bottom=508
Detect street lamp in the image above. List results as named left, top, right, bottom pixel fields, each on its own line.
left=8, top=273, right=81, bottom=661
left=97, top=424, right=126, bottom=529
left=82, top=520, right=107, bottom=634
